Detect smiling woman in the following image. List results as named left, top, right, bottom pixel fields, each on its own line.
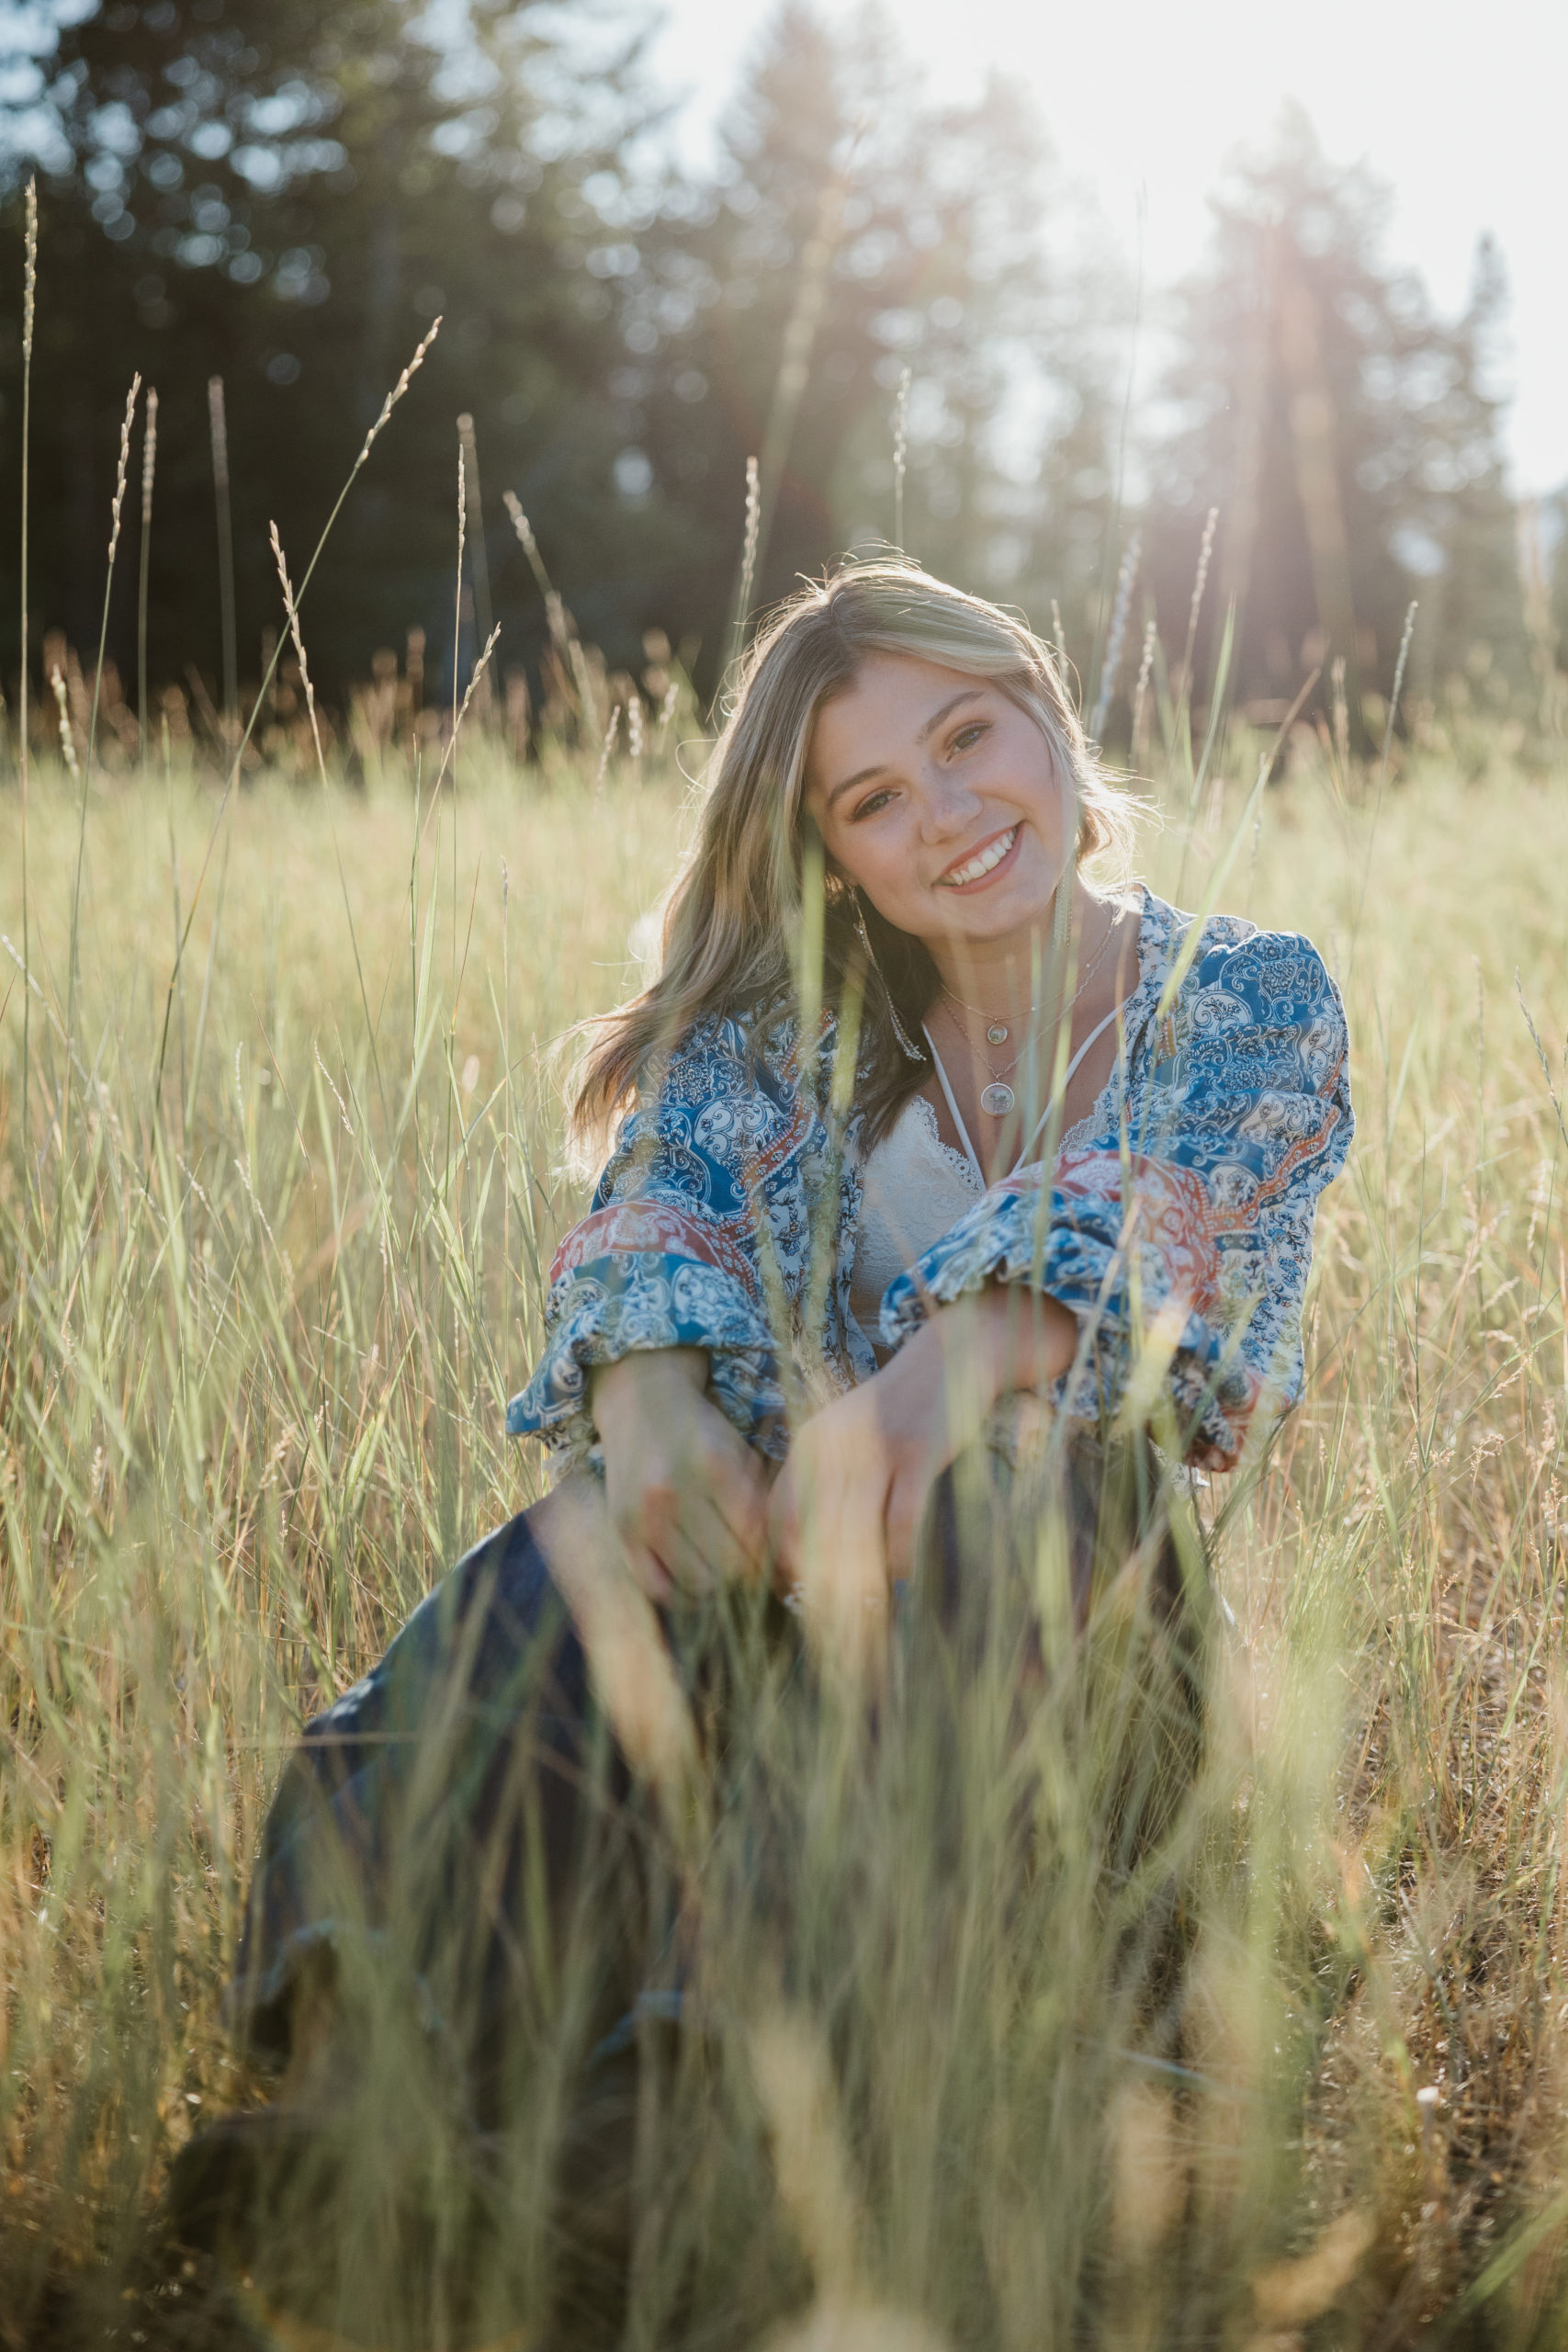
left=202, top=560, right=1354, bottom=2268
left=518, top=565, right=1351, bottom=1611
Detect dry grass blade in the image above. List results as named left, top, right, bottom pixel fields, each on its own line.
left=1177, top=502, right=1219, bottom=703
left=137, top=385, right=158, bottom=749
left=502, top=489, right=598, bottom=721
left=269, top=521, right=327, bottom=783
left=208, top=374, right=238, bottom=729
left=355, top=312, right=442, bottom=473
left=151, top=319, right=444, bottom=1099
left=17, top=175, right=37, bottom=1159
left=1090, top=526, right=1141, bottom=741
left=49, top=663, right=78, bottom=777
left=728, top=452, right=762, bottom=681
left=1130, top=614, right=1157, bottom=761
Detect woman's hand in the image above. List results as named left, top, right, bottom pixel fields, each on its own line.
left=767, top=1286, right=1077, bottom=1671
left=592, top=1346, right=772, bottom=1604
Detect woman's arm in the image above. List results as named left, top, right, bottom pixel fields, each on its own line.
left=506, top=1014, right=797, bottom=1476
left=767, top=1284, right=1077, bottom=1667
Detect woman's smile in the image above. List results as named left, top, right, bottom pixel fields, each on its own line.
left=937, top=822, right=1021, bottom=892
left=807, top=653, right=1074, bottom=955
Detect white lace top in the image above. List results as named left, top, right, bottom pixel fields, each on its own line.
left=849, top=1057, right=1124, bottom=1359
left=849, top=1095, right=984, bottom=1358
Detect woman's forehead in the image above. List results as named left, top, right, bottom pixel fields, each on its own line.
left=807, top=654, right=996, bottom=783
left=822, top=649, right=985, bottom=717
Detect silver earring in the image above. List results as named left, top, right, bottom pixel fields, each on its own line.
left=852, top=889, right=925, bottom=1063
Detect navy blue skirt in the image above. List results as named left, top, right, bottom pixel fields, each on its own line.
left=228, top=1437, right=1202, bottom=2102
left=228, top=1507, right=673, bottom=2091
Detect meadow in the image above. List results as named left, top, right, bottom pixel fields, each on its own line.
left=2, top=690, right=1567, bottom=2347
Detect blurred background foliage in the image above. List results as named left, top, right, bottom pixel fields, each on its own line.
left=0, top=0, right=1550, bottom=729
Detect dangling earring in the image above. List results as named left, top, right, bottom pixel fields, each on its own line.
left=852, top=888, right=925, bottom=1064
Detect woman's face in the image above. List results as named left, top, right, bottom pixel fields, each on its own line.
left=803, top=651, right=1073, bottom=950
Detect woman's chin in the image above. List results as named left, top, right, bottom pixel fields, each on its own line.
left=930, top=877, right=1055, bottom=941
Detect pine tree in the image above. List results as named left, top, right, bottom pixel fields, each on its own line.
left=1146, top=107, right=1524, bottom=728
left=626, top=3, right=1064, bottom=684
left=0, top=0, right=665, bottom=706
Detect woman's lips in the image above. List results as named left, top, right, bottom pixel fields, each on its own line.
left=937, top=823, right=1021, bottom=891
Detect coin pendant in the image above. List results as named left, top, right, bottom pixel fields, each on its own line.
left=980, top=1081, right=1016, bottom=1117
left=987, top=1023, right=1009, bottom=1045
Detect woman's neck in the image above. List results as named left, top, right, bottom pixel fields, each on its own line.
left=927, top=878, right=1105, bottom=1023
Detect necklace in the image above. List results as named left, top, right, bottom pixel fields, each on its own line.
left=942, top=915, right=1117, bottom=1046
left=968, top=1030, right=1027, bottom=1120
left=940, top=916, right=1121, bottom=1116
left=935, top=1007, right=1077, bottom=1122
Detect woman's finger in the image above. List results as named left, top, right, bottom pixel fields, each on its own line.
left=686, top=1492, right=761, bottom=1589
left=806, top=1500, right=888, bottom=1680
left=783, top=1449, right=889, bottom=1679
left=654, top=1482, right=762, bottom=1597
left=532, top=1482, right=697, bottom=1799
left=884, top=1459, right=931, bottom=1582
left=620, top=1536, right=675, bottom=1606
left=705, top=1448, right=771, bottom=1578
left=660, top=1509, right=728, bottom=1599
left=765, top=1463, right=802, bottom=1589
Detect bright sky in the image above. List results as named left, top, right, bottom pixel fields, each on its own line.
left=649, top=0, right=1568, bottom=493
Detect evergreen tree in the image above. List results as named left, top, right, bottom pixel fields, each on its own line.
left=626, top=2, right=1073, bottom=684
left=0, top=0, right=668, bottom=707
left=5, top=11, right=1521, bottom=739
left=1146, top=107, right=1524, bottom=725
left=1001, top=203, right=1132, bottom=695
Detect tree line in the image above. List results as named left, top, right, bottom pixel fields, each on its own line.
left=0, top=0, right=1540, bottom=743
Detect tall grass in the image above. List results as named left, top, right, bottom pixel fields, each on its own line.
left=1, top=710, right=1566, bottom=2346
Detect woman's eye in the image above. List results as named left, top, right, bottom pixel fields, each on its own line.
left=952, top=721, right=988, bottom=753
left=851, top=787, right=895, bottom=820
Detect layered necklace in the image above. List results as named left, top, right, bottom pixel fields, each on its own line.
left=940, top=916, right=1118, bottom=1118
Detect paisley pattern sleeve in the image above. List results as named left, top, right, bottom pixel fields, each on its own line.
left=879, top=928, right=1353, bottom=1469
left=505, top=1016, right=797, bottom=1473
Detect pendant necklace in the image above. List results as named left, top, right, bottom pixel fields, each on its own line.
left=941, top=917, right=1119, bottom=1118
left=974, top=1042, right=1025, bottom=1122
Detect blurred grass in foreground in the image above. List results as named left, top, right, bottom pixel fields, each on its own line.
left=2, top=727, right=1567, bottom=2348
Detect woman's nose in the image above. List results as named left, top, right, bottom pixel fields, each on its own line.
left=916, top=771, right=982, bottom=840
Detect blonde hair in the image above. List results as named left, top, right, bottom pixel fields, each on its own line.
left=572, top=559, right=1135, bottom=1154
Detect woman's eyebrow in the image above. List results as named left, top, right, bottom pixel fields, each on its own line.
left=824, top=688, right=987, bottom=808
left=915, top=686, right=985, bottom=743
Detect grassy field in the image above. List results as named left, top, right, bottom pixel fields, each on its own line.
left=2, top=719, right=1567, bottom=2348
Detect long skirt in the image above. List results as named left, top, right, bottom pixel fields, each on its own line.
left=226, top=1430, right=1208, bottom=2090
left=175, top=1433, right=1209, bottom=2335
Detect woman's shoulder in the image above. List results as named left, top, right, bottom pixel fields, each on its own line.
left=645, top=1001, right=816, bottom=1110
left=1137, top=884, right=1344, bottom=1030
left=1123, top=891, right=1352, bottom=1180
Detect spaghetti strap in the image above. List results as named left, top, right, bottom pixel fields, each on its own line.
left=1011, top=1001, right=1125, bottom=1172
left=921, top=998, right=1127, bottom=1190
left=921, top=1023, right=986, bottom=1186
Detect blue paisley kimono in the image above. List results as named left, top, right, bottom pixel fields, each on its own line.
left=508, top=887, right=1354, bottom=1476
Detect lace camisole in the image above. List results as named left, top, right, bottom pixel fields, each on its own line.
left=848, top=1094, right=986, bottom=1356
left=849, top=1001, right=1127, bottom=1359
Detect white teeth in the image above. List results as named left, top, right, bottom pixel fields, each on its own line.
left=942, top=827, right=1017, bottom=887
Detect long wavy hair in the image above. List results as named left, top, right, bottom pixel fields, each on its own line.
left=570, top=560, right=1135, bottom=1157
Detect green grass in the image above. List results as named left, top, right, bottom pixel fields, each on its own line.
left=2, top=724, right=1567, bottom=2347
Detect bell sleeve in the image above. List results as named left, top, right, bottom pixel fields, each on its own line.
left=505, top=1019, right=789, bottom=1472
left=878, top=929, right=1353, bottom=1469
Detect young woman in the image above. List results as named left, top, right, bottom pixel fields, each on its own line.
left=220, top=560, right=1352, bottom=2130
